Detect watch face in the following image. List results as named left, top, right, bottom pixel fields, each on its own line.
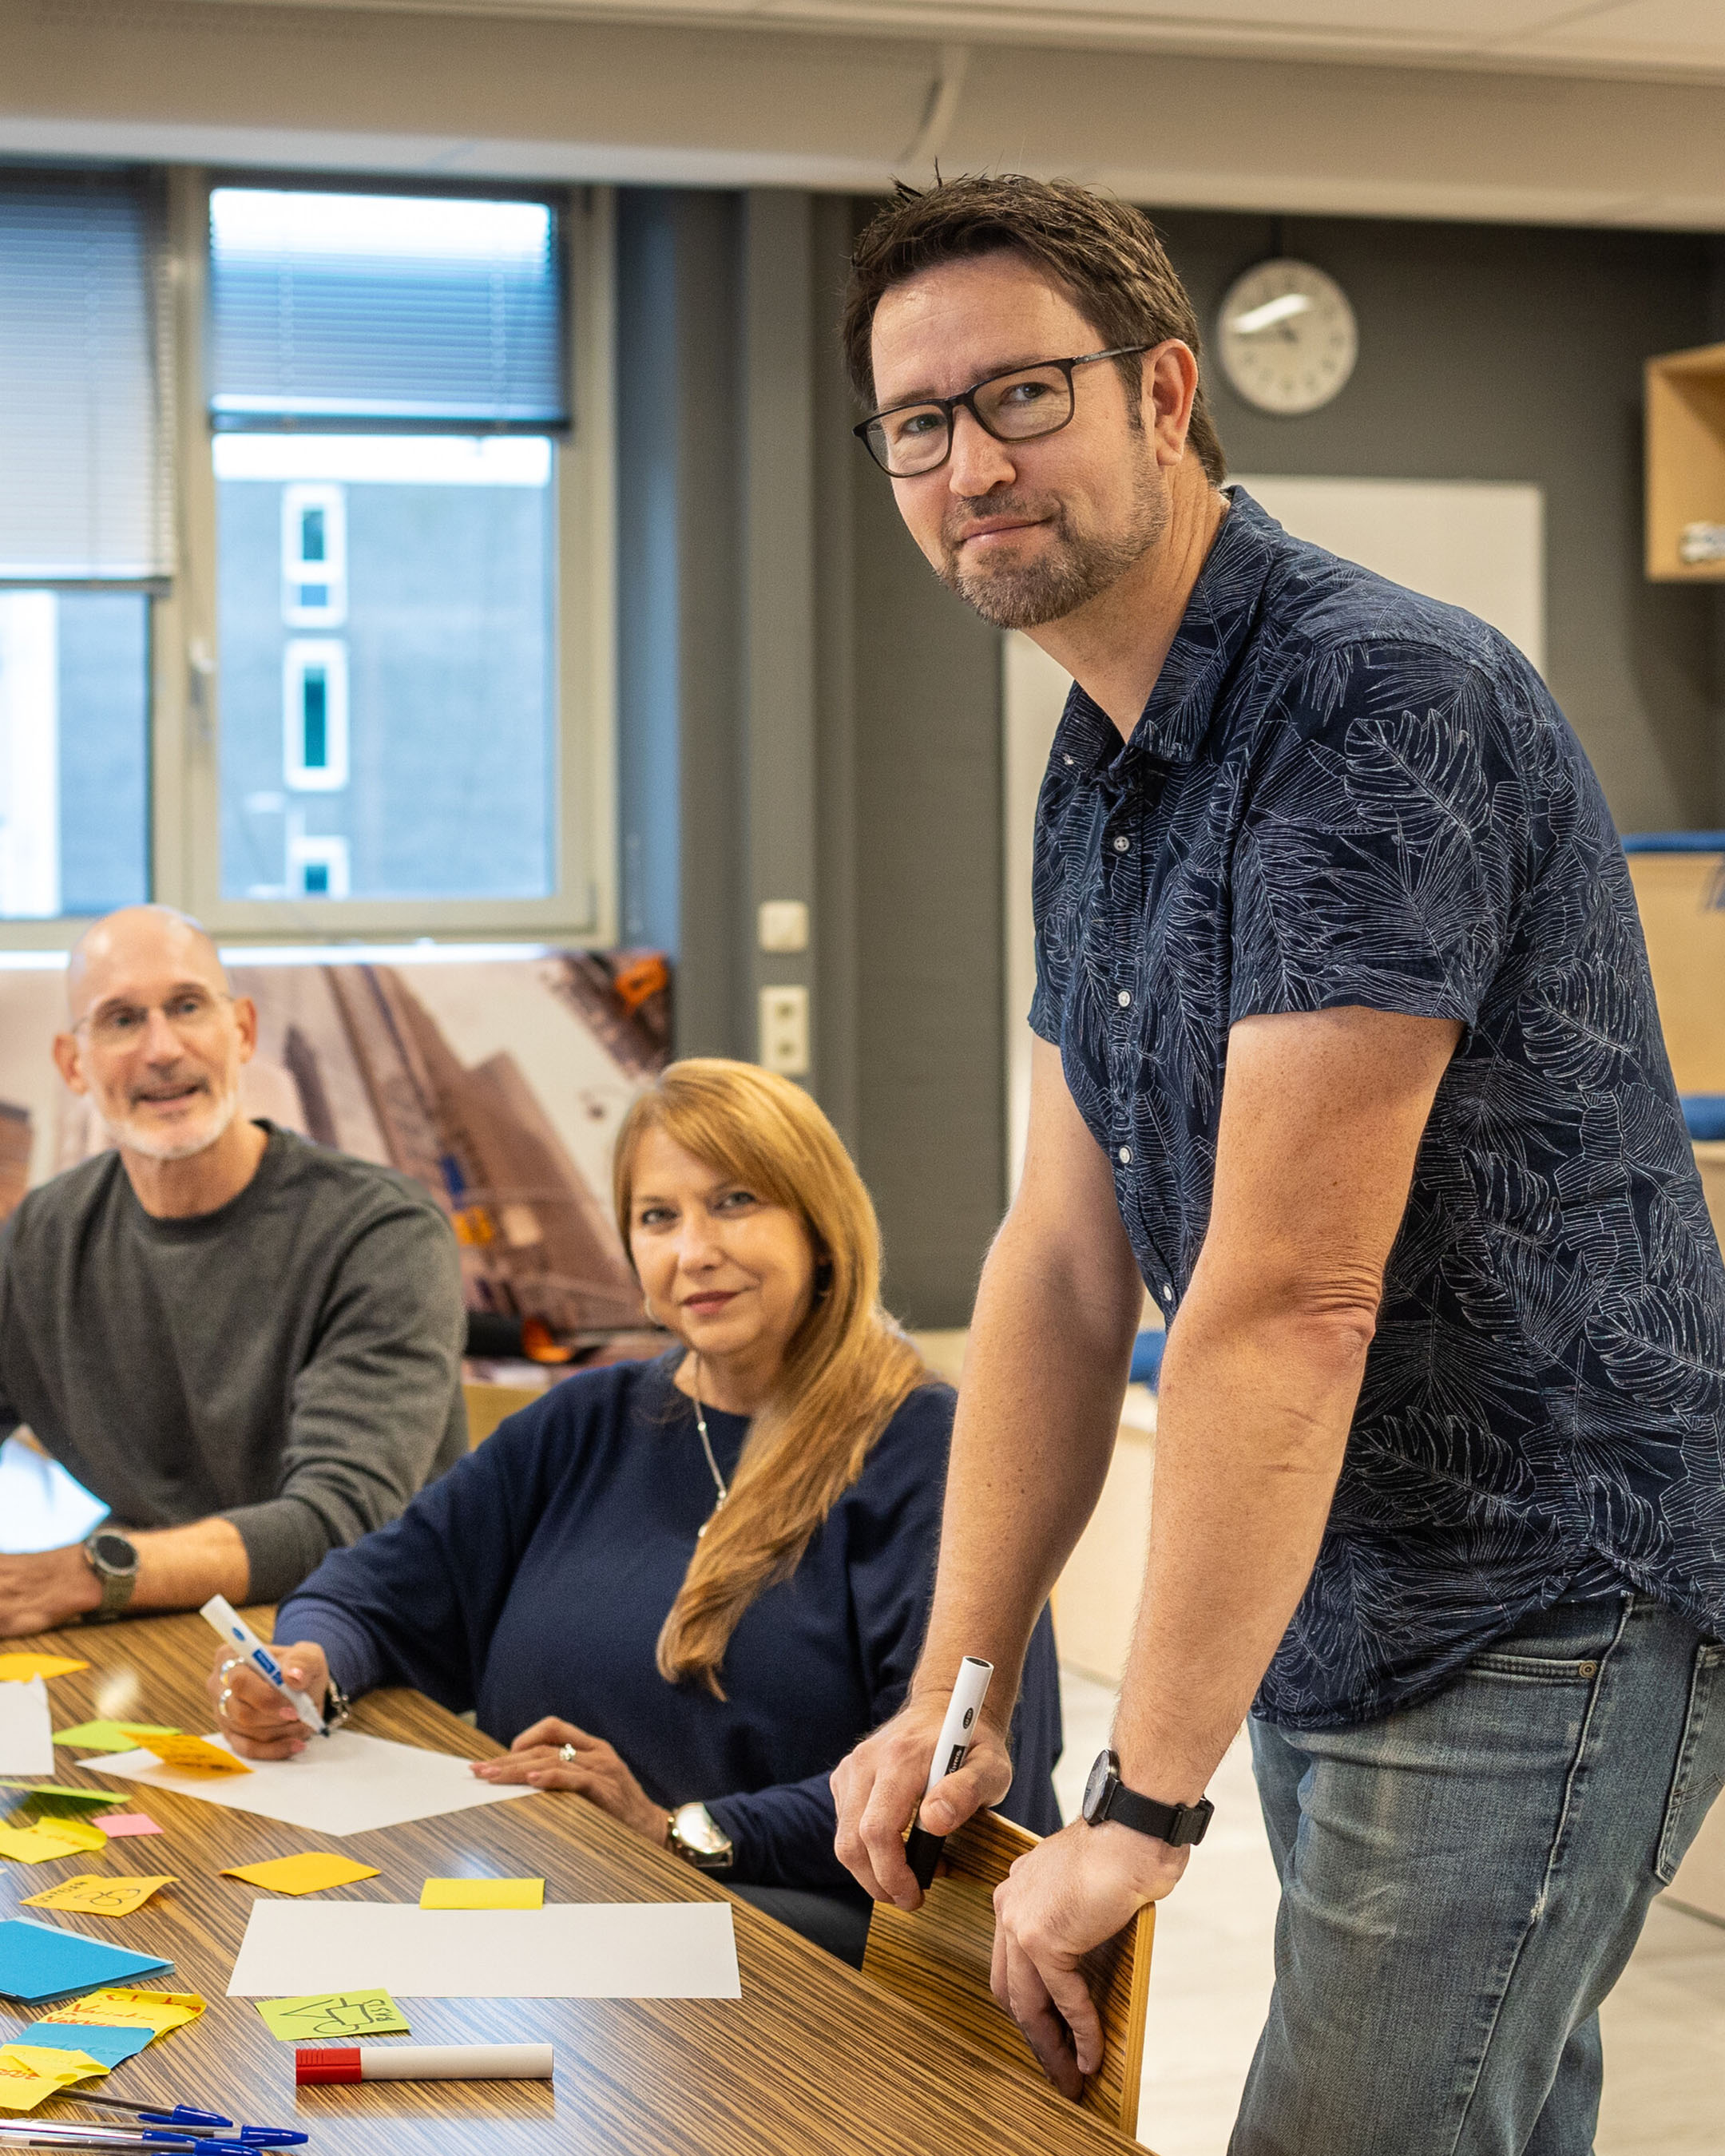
left=90, top=1531, right=139, bottom=1575
left=1081, top=1748, right=1118, bottom=1824
left=1217, top=259, right=1358, bottom=416
left=674, top=1804, right=730, bottom=1859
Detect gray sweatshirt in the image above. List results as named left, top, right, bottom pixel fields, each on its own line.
left=0, top=1123, right=466, bottom=1600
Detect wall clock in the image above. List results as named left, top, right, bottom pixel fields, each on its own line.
left=1216, top=259, right=1358, bottom=416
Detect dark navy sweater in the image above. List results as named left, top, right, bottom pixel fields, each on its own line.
left=276, top=1353, right=1063, bottom=1890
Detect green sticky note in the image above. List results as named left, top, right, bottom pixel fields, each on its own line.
left=52, top=1723, right=178, bottom=1756
left=14, top=1793, right=129, bottom=1811
left=254, top=1991, right=410, bottom=2041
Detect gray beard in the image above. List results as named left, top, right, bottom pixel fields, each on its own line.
left=103, top=1078, right=240, bottom=1163
left=938, top=472, right=1168, bottom=631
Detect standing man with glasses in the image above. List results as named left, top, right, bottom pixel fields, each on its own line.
left=0, top=904, right=466, bottom=1636
left=828, top=177, right=1725, bottom=2153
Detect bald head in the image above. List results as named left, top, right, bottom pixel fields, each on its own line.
left=67, top=906, right=228, bottom=1025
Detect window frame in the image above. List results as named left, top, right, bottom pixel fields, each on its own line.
left=0, top=164, right=617, bottom=949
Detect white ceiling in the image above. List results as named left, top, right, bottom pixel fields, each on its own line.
left=9, top=0, right=1725, bottom=228
left=205, top=0, right=1725, bottom=83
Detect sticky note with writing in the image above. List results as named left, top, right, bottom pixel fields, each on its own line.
left=22, top=1874, right=176, bottom=1917
left=420, top=1876, right=544, bottom=1910
left=121, top=1731, right=250, bottom=1775
left=0, top=2044, right=105, bottom=2110
left=255, top=1989, right=410, bottom=2040
left=34, top=1988, right=202, bottom=2034
left=221, top=1853, right=379, bottom=1896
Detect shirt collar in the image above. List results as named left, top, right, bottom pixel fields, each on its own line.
left=1050, top=485, right=1278, bottom=779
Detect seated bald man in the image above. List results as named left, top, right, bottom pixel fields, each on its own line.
left=0, top=906, right=466, bottom=1637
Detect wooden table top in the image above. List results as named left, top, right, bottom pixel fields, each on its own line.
left=2, top=1612, right=1138, bottom=2156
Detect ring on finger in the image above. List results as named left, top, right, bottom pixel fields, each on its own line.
left=558, top=1742, right=578, bottom=1765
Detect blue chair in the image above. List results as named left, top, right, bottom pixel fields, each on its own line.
left=1129, top=1330, right=1165, bottom=1389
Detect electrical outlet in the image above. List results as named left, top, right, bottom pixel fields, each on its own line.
left=759, top=985, right=811, bottom=1076
left=758, top=899, right=810, bottom=953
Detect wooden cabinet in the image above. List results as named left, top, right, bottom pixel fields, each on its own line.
left=1646, top=342, right=1725, bottom=581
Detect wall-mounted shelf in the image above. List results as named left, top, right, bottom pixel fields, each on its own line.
left=1647, top=342, right=1725, bottom=581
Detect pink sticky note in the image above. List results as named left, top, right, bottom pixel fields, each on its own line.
left=97, top=1814, right=164, bottom=1838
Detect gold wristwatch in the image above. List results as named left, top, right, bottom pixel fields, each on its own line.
left=666, top=1801, right=734, bottom=1872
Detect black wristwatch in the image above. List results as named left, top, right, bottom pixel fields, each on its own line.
left=80, top=1529, right=141, bottom=1623
left=1081, top=1748, right=1213, bottom=1848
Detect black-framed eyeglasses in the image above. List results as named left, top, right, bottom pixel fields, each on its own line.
left=854, top=346, right=1151, bottom=478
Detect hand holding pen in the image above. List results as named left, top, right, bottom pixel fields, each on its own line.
left=203, top=1623, right=332, bottom=1762
left=831, top=1655, right=1013, bottom=1909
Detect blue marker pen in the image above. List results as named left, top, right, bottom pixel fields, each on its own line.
left=200, top=1595, right=326, bottom=1738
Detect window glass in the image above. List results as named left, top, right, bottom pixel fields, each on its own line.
left=216, top=434, right=556, bottom=902
left=0, top=591, right=149, bottom=920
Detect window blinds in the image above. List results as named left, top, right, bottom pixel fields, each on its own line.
left=0, top=172, right=172, bottom=583
left=208, top=188, right=567, bottom=430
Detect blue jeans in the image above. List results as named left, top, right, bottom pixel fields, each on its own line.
left=1231, top=1595, right=1725, bottom=2156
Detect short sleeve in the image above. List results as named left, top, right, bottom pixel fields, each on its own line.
left=1229, top=641, right=1526, bottom=1029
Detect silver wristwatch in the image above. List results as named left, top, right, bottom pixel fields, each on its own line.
left=81, top=1529, right=141, bottom=1622
left=666, top=1801, right=734, bottom=1872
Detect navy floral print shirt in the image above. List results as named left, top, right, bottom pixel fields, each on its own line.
left=1031, top=487, right=1725, bottom=1728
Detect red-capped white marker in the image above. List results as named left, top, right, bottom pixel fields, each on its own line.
left=295, top=2043, right=553, bottom=2084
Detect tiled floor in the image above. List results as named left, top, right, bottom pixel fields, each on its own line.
left=1056, top=1667, right=1725, bottom=2154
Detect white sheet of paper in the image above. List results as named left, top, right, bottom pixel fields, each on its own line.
left=0, top=1676, right=54, bottom=1777
left=90, top=1729, right=538, bottom=1837
left=227, top=1899, right=741, bottom=1999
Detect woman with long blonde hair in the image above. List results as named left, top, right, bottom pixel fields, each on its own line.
left=208, top=1058, right=1061, bottom=1962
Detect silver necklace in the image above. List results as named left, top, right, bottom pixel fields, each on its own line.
left=688, top=1358, right=729, bottom=1538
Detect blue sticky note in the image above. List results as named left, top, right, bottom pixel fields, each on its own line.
left=0, top=1919, right=170, bottom=2002
left=18, top=2022, right=157, bottom=2067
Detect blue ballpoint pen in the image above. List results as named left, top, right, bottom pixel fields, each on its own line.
left=60, top=2099, right=306, bottom=2146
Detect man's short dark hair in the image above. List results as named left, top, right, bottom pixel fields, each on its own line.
left=843, top=174, right=1227, bottom=488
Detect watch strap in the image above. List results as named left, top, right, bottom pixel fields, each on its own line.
left=1100, top=1779, right=1213, bottom=1848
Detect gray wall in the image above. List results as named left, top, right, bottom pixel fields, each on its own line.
left=1151, top=210, right=1720, bottom=834
left=617, top=187, right=1008, bottom=1327
left=618, top=190, right=1725, bottom=1330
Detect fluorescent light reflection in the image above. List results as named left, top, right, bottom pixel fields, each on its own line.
left=1229, top=292, right=1314, bottom=336
left=210, top=189, right=550, bottom=267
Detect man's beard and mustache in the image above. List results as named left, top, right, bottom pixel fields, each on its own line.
left=938, top=462, right=1168, bottom=630
left=101, top=1068, right=240, bottom=1162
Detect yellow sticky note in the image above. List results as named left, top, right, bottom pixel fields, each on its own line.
left=255, top=1990, right=410, bottom=2040
left=10, top=1811, right=109, bottom=1853
left=22, top=1873, right=176, bottom=1917
left=0, top=2045, right=105, bottom=2110
left=0, top=1823, right=101, bottom=1864
left=221, top=1853, right=379, bottom=1896
left=122, top=1730, right=250, bottom=1776
left=0, top=2045, right=106, bottom=2081
left=420, top=1875, right=543, bottom=1909
left=37, top=1989, right=205, bottom=2036
left=0, top=1655, right=89, bottom=1682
